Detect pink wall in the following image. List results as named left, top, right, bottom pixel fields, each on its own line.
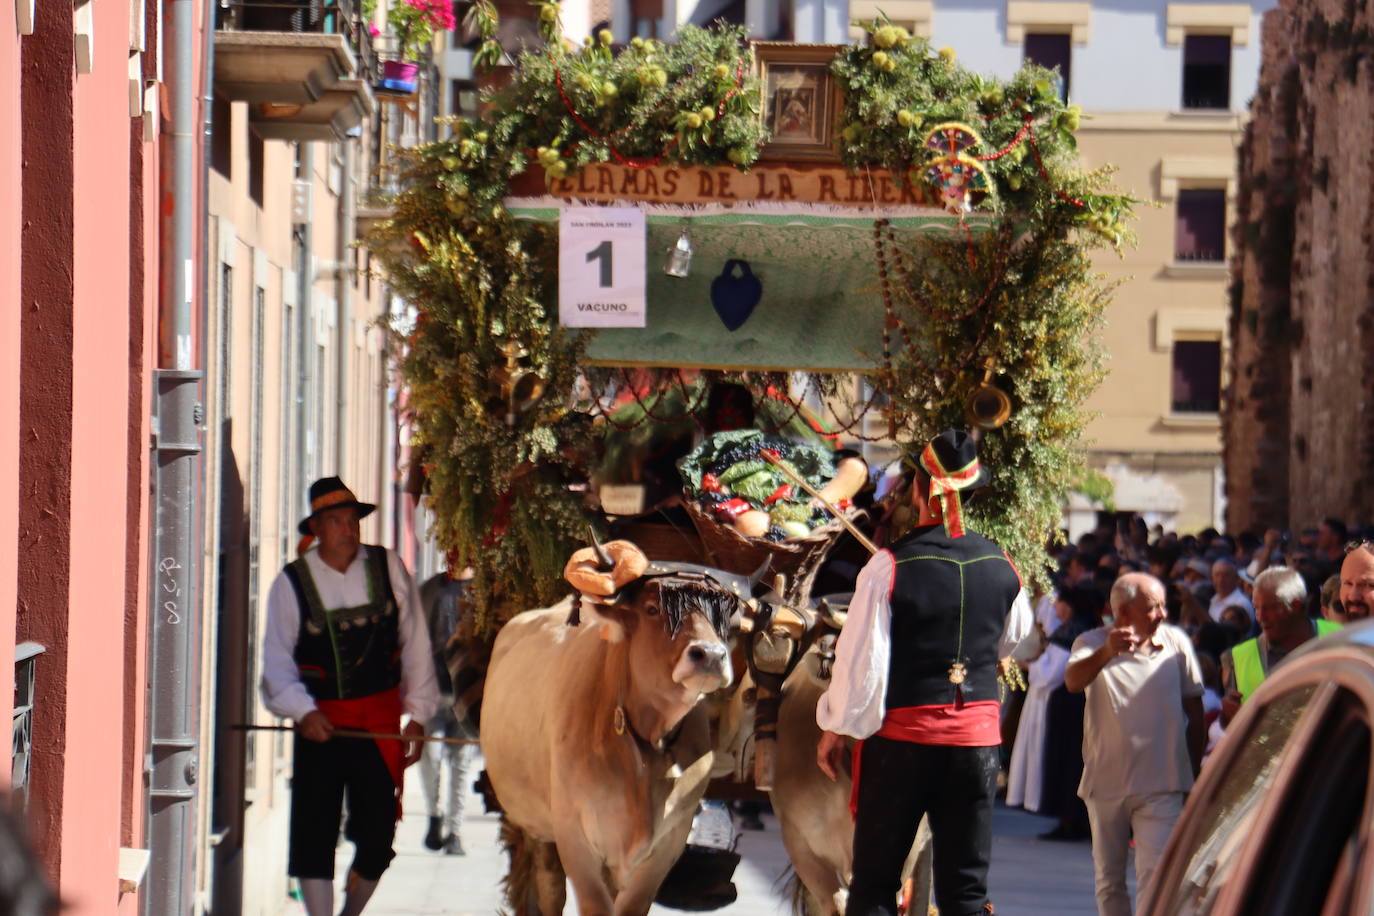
left=62, top=0, right=136, bottom=908
left=0, top=0, right=21, bottom=790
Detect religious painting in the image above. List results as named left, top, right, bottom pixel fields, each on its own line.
left=754, top=43, right=841, bottom=161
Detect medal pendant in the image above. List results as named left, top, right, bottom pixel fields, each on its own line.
left=613, top=706, right=627, bottom=735
left=948, top=662, right=967, bottom=685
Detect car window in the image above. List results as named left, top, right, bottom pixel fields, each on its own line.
left=1158, top=684, right=1317, bottom=915
left=1238, top=697, right=1369, bottom=915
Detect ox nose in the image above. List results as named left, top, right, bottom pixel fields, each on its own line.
left=686, top=641, right=730, bottom=679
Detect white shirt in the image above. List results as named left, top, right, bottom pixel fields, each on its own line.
left=1208, top=587, right=1253, bottom=623
left=815, top=549, right=1036, bottom=739
left=260, top=546, right=441, bottom=723
left=1071, top=623, right=1204, bottom=799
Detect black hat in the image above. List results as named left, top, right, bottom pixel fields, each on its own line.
left=298, top=477, right=376, bottom=536
left=911, top=429, right=990, bottom=537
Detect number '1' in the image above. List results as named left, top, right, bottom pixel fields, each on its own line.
left=586, top=241, right=613, bottom=287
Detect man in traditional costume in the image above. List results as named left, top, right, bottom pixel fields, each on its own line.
left=261, top=477, right=440, bottom=916
left=816, top=430, right=1033, bottom=916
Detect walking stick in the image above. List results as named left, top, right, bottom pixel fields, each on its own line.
left=230, top=723, right=479, bottom=745
left=758, top=450, right=879, bottom=555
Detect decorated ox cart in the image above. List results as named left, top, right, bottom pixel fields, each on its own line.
left=370, top=10, right=1134, bottom=914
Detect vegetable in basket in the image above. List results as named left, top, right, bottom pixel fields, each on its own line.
left=677, top=430, right=867, bottom=542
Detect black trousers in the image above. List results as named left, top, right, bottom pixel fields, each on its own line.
left=288, top=734, right=398, bottom=881
left=848, top=738, right=999, bottom=916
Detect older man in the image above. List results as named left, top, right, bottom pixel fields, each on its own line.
left=1065, top=573, right=1205, bottom=916
left=1207, top=559, right=1252, bottom=625
left=1219, top=567, right=1340, bottom=725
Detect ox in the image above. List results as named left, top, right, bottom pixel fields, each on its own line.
left=481, top=539, right=762, bottom=915
left=757, top=599, right=933, bottom=916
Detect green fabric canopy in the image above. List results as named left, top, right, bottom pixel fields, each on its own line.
left=509, top=204, right=981, bottom=370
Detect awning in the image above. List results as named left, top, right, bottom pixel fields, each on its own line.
left=508, top=200, right=983, bottom=371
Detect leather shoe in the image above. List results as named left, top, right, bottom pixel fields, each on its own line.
left=424, top=816, right=445, bottom=851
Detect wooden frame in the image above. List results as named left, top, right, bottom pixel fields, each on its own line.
left=753, top=43, right=842, bottom=162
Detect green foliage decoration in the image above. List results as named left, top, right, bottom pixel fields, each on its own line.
left=369, top=22, right=764, bottom=634
left=837, top=20, right=1139, bottom=588
left=370, top=15, right=1139, bottom=625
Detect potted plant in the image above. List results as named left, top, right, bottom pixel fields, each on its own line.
left=368, top=0, right=456, bottom=93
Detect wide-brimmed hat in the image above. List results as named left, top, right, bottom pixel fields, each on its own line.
left=906, top=429, right=990, bottom=538
left=298, top=477, right=376, bottom=535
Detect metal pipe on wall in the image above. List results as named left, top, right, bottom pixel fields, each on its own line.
left=335, top=140, right=353, bottom=477
left=146, top=0, right=208, bottom=910
left=296, top=143, right=315, bottom=500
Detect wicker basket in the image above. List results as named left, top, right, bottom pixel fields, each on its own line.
left=684, top=501, right=855, bottom=605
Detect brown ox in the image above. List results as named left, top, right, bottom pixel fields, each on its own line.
left=482, top=554, right=753, bottom=915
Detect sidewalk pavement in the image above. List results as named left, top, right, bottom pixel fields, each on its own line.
left=281, top=758, right=1121, bottom=915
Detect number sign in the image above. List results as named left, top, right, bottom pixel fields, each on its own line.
left=558, top=207, right=646, bottom=328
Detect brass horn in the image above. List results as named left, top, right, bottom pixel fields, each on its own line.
left=965, top=357, right=1012, bottom=430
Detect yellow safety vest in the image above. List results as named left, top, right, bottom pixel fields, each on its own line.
left=1233, top=619, right=1342, bottom=701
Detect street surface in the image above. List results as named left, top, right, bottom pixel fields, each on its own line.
left=311, top=757, right=1126, bottom=915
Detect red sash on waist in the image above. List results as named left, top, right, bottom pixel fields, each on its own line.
left=316, top=686, right=405, bottom=818
left=848, top=701, right=1002, bottom=819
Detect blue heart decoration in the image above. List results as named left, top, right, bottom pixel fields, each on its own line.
left=710, top=260, right=763, bottom=332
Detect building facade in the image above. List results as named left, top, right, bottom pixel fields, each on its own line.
left=3, top=0, right=165, bottom=910
left=3, top=1, right=440, bottom=913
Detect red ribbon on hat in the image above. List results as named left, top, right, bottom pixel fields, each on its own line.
left=919, top=442, right=982, bottom=538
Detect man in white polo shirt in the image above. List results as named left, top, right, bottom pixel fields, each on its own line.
left=1065, top=572, right=1205, bottom=916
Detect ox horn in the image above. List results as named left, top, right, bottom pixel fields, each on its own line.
left=587, top=525, right=615, bottom=571
left=746, top=556, right=772, bottom=592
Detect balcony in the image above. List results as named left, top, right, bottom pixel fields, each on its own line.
left=215, top=0, right=376, bottom=141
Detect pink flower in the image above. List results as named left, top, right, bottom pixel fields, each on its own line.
left=369, top=22, right=381, bottom=36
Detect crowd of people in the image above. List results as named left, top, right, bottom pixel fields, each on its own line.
left=1003, top=513, right=1374, bottom=914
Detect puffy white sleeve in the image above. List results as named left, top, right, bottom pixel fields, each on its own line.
left=999, top=587, right=1036, bottom=659
left=391, top=550, right=441, bottom=723
left=260, top=569, right=319, bottom=722
left=816, top=550, right=895, bottom=739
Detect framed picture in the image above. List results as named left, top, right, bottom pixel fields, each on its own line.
left=753, top=43, right=841, bottom=161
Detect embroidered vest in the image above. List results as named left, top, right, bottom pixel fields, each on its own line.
left=885, top=524, right=1022, bottom=708
left=285, top=546, right=402, bottom=701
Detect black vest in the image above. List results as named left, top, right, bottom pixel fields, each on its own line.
left=285, top=546, right=402, bottom=701
left=884, top=524, right=1022, bottom=708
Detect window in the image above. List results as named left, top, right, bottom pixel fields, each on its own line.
left=1175, top=188, right=1226, bottom=262
left=449, top=78, right=477, bottom=118
left=248, top=128, right=265, bottom=207
left=211, top=94, right=231, bottom=178
left=1182, top=34, right=1231, bottom=109
left=1171, top=339, right=1221, bottom=414
left=1024, top=33, right=1071, bottom=101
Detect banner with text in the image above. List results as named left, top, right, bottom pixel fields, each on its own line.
left=559, top=206, right=647, bottom=328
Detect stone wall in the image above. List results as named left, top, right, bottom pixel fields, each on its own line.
left=1225, top=0, right=1374, bottom=532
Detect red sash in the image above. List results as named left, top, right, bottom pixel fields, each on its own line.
left=316, top=686, right=405, bottom=818
left=848, top=701, right=1001, bottom=818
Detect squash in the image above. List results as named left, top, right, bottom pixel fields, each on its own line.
left=814, top=456, right=868, bottom=506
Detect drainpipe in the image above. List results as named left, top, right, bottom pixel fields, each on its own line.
left=334, top=140, right=353, bottom=470
left=147, top=0, right=208, bottom=911
left=296, top=143, right=315, bottom=490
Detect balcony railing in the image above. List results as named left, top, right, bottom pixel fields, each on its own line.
left=218, top=0, right=378, bottom=83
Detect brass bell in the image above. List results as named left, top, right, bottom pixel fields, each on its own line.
left=965, top=357, right=1011, bottom=430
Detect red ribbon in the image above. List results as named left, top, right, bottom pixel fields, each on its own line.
left=918, top=442, right=982, bottom=538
